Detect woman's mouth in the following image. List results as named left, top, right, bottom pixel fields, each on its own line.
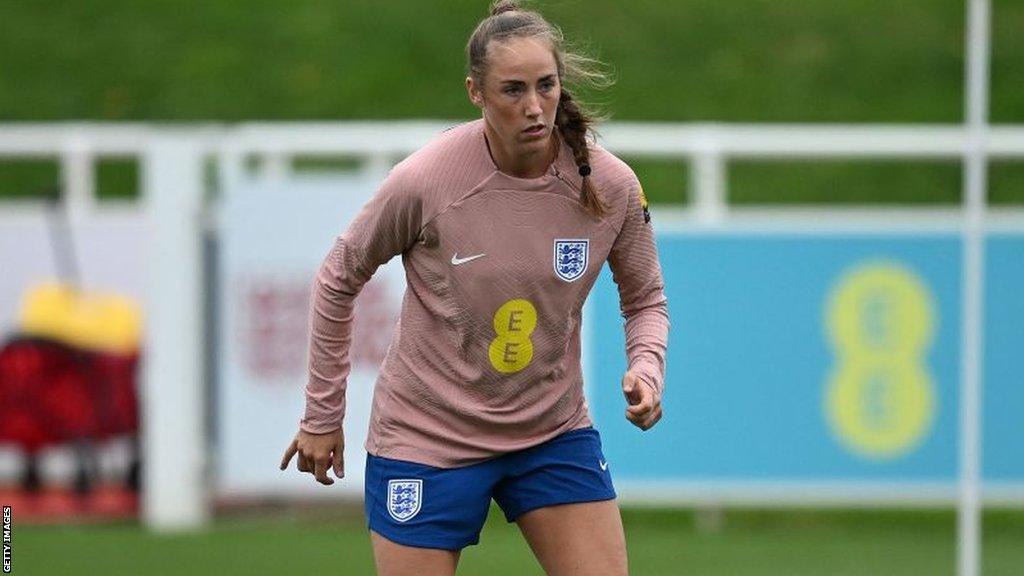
left=523, top=124, right=546, bottom=137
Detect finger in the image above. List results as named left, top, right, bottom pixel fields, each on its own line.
left=332, top=447, right=345, bottom=479
left=280, top=439, right=298, bottom=470
left=621, top=372, right=634, bottom=391
left=624, top=374, right=649, bottom=406
left=622, top=375, right=642, bottom=405
left=626, top=401, right=660, bottom=430
left=626, top=387, right=654, bottom=415
left=621, top=372, right=634, bottom=393
left=297, top=452, right=312, bottom=473
left=625, top=408, right=644, bottom=428
left=314, top=456, right=334, bottom=485
left=642, top=405, right=663, bottom=430
left=626, top=396, right=653, bottom=416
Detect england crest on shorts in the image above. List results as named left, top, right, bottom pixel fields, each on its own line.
left=554, top=239, right=589, bottom=282
left=387, top=479, right=423, bottom=523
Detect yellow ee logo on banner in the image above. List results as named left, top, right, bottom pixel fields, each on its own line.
left=824, top=261, right=938, bottom=460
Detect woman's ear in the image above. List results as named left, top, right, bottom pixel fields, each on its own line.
left=466, top=76, right=485, bottom=109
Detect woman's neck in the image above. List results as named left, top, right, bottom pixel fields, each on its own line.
left=484, top=123, right=559, bottom=179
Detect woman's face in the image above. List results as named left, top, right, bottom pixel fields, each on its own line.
left=467, top=36, right=561, bottom=162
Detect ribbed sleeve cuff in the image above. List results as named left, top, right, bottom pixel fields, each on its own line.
left=299, top=418, right=343, bottom=435
left=629, top=359, right=664, bottom=398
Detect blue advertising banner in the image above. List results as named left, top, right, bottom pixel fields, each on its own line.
left=587, top=233, right=1023, bottom=486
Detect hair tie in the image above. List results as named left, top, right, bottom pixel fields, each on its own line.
left=578, top=164, right=592, bottom=177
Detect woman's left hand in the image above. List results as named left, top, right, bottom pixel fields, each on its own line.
left=622, top=371, right=662, bottom=431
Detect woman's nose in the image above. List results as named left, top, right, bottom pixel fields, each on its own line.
left=524, top=90, right=542, bottom=116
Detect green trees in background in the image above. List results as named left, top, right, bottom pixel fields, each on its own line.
left=2, top=0, right=1023, bottom=203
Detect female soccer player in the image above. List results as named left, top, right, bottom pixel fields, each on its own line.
left=280, top=2, right=669, bottom=574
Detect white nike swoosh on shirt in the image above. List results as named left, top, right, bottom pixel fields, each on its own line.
left=451, top=253, right=486, bottom=266
left=599, top=460, right=609, bottom=471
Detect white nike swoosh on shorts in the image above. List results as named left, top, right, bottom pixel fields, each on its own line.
left=451, top=253, right=486, bottom=266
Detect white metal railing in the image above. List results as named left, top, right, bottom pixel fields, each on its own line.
left=3, top=122, right=1024, bottom=223
left=4, top=122, right=1023, bottom=549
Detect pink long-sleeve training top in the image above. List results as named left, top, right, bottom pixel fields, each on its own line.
left=300, top=119, right=669, bottom=468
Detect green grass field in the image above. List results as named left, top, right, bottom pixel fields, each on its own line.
left=13, top=507, right=1024, bottom=575
left=2, top=0, right=1024, bottom=204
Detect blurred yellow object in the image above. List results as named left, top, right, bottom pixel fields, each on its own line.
left=18, top=283, right=142, bottom=354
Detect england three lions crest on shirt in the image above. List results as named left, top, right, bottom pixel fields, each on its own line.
left=554, top=239, right=589, bottom=282
left=387, top=479, right=423, bottom=522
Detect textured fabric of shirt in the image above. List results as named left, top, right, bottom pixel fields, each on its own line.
left=301, top=119, right=669, bottom=468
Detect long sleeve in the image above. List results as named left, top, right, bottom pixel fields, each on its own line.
left=297, top=120, right=673, bottom=467
left=299, top=169, right=423, bottom=433
left=606, top=184, right=670, bottom=397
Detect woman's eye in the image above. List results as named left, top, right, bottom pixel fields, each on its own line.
left=504, top=86, right=522, bottom=95
left=539, top=81, right=555, bottom=92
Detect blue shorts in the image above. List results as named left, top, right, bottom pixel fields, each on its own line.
left=364, top=426, right=616, bottom=551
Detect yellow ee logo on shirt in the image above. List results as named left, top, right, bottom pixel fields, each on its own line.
left=638, top=185, right=651, bottom=223
left=824, top=262, right=937, bottom=460
left=489, top=299, right=537, bottom=373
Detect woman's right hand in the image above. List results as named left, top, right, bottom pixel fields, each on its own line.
left=279, top=427, right=345, bottom=485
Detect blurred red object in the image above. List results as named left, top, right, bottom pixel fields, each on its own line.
left=0, top=336, right=139, bottom=452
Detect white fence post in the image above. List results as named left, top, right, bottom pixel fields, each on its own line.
left=691, top=146, right=726, bottom=224
left=141, top=136, right=209, bottom=531
left=61, top=133, right=94, bottom=213
left=361, top=153, right=393, bottom=182
left=958, top=0, right=990, bottom=575
left=260, top=153, right=290, bottom=182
